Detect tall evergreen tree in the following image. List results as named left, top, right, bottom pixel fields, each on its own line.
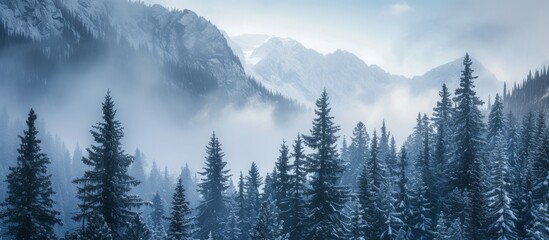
left=359, top=131, right=386, bottom=239
left=235, top=172, right=250, bottom=240
left=275, top=140, right=292, bottom=235
left=286, top=135, right=307, bottom=240
left=130, top=149, right=147, bottom=196
left=0, top=109, right=61, bottom=239
left=302, top=90, right=349, bottom=239
left=73, top=214, right=114, bottom=240
left=515, top=112, right=536, bottom=238
left=196, top=132, right=230, bottom=239
left=530, top=111, right=549, bottom=203
left=343, top=122, right=369, bottom=191
left=395, top=146, right=413, bottom=237
left=484, top=94, right=517, bottom=240
left=73, top=92, right=142, bottom=233
left=432, top=84, right=453, bottom=211
left=245, top=162, right=263, bottom=230
left=167, top=178, right=192, bottom=240
left=150, top=193, right=166, bottom=230
left=250, top=201, right=285, bottom=240
left=451, top=54, right=485, bottom=239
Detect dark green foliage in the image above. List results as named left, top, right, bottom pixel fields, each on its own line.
left=196, top=132, right=230, bottom=239
left=342, top=122, right=370, bottom=191
left=0, top=109, right=61, bottom=239
left=167, top=178, right=192, bottom=240
left=250, top=201, right=284, bottom=240
left=286, top=135, right=308, bottom=240
left=73, top=92, right=142, bottom=234
left=246, top=162, right=263, bottom=229
left=124, top=214, right=152, bottom=240
left=274, top=141, right=292, bottom=235
left=302, top=90, right=349, bottom=239
left=450, top=54, right=485, bottom=239
left=150, top=193, right=166, bottom=230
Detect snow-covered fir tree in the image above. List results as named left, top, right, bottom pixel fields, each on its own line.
left=0, top=109, right=61, bottom=239
left=245, top=161, right=263, bottom=230
left=250, top=201, right=285, bottom=240
left=167, top=178, right=192, bottom=240
left=124, top=214, right=152, bottom=240
left=342, top=121, right=369, bottom=191
left=302, top=90, right=350, bottom=239
left=450, top=53, right=486, bottom=239
left=73, top=92, right=142, bottom=235
left=196, top=132, right=230, bottom=239
left=274, top=140, right=292, bottom=235
left=286, top=134, right=308, bottom=240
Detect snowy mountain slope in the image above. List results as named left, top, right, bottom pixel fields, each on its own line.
left=0, top=0, right=297, bottom=115
left=230, top=34, right=502, bottom=107
left=231, top=35, right=407, bottom=106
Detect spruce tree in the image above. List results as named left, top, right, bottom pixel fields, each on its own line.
left=196, top=132, right=230, bottom=239
left=530, top=112, right=549, bottom=203
left=515, top=112, right=535, bottom=238
left=235, top=172, right=250, bottom=240
left=485, top=94, right=517, bottom=239
left=432, top=84, right=453, bottom=211
left=167, top=178, right=192, bottom=240
left=395, top=146, right=413, bottom=236
left=245, top=162, right=262, bottom=229
left=286, top=135, right=307, bottom=240
left=150, top=193, right=166, bottom=230
left=76, top=214, right=114, bottom=240
left=451, top=54, right=485, bottom=239
left=343, top=121, right=369, bottom=191
left=0, top=109, right=61, bottom=239
left=73, top=92, right=142, bottom=233
left=250, top=201, right=285, bottom=240
left=360, top=130, right=386, bottom=239
left=275, top=140, right=292, bottom=235
left=124, top=214, right=152, bottom=240
left=302, top=90, right=349, bottom=239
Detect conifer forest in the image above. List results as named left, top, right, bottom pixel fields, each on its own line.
left=0, top=53, right=548, bottom=239
left=0, top=0, right=548, bottom=239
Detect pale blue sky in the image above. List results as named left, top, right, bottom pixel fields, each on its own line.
left=143, top=0, right=549, bottom=82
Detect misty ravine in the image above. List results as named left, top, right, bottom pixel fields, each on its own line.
left=0, top=0, right=548, bottom=240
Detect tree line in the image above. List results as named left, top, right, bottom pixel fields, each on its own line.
left=0, top=54, right=548, bottom=239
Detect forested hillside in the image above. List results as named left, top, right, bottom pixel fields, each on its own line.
left=0, top=54, right=547, bottom=239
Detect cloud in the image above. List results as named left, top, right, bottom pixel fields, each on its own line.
left=383, top=2, right=413, bottom=17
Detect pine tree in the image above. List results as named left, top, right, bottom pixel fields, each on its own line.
left=451, top=54, right=485, bottom=239
left=286, top=135, right=307, bottom=240
left=515, top=112, right=535, bottom=238
left=130, top=149, right=147, bottom=196
left=302, top=90, right=349, bottom=239
left=485, top=94, right=517, bottom=240
left=530, top=112, right=549, bottom=203
left=245, top=162, right=263, bottom=229
left=222, top=205, right=242, bottom=240
left=73, top=92, right=142, bottom=233
left=360, top=130, right=386, bottom=239
left=167, top=178, right=192, bottom=240
left=432, top=84, right=453, bottom=211
left=411, top=178, right=433, bottom=240
left=348, top=198, right=365, bottom=240
left=527, top=203, right=549, bottom=239
left=150, top=193, right=166, bottom=230
left=124, top=214, right=152, bottom=240
left=76, top=214, right=114, bottom=240
left=235, top=172, right=250, bottom=240
left=250, top=201, right=285, bottom=240
left=433, top=212, right=449, bottom=240
left=379, top=120, right=390, bottom=166
left=395, top=146, right=413, bottom=236
left=343, top=122, right=369, bottom=191
left=196, top=132, right=230, bottom=239
left=275, top=140, right=292, bottom=235
left=447, top=218, right=465, bottom=240
left=0, top=109, right=61, bottom=239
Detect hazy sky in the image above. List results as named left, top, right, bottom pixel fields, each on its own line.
left=143, top=0, right=549, bottom=83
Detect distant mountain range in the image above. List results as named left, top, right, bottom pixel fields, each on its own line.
left=230, top=34, right=502, bottom=107
left=0, top=0, right=505, bottom=119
